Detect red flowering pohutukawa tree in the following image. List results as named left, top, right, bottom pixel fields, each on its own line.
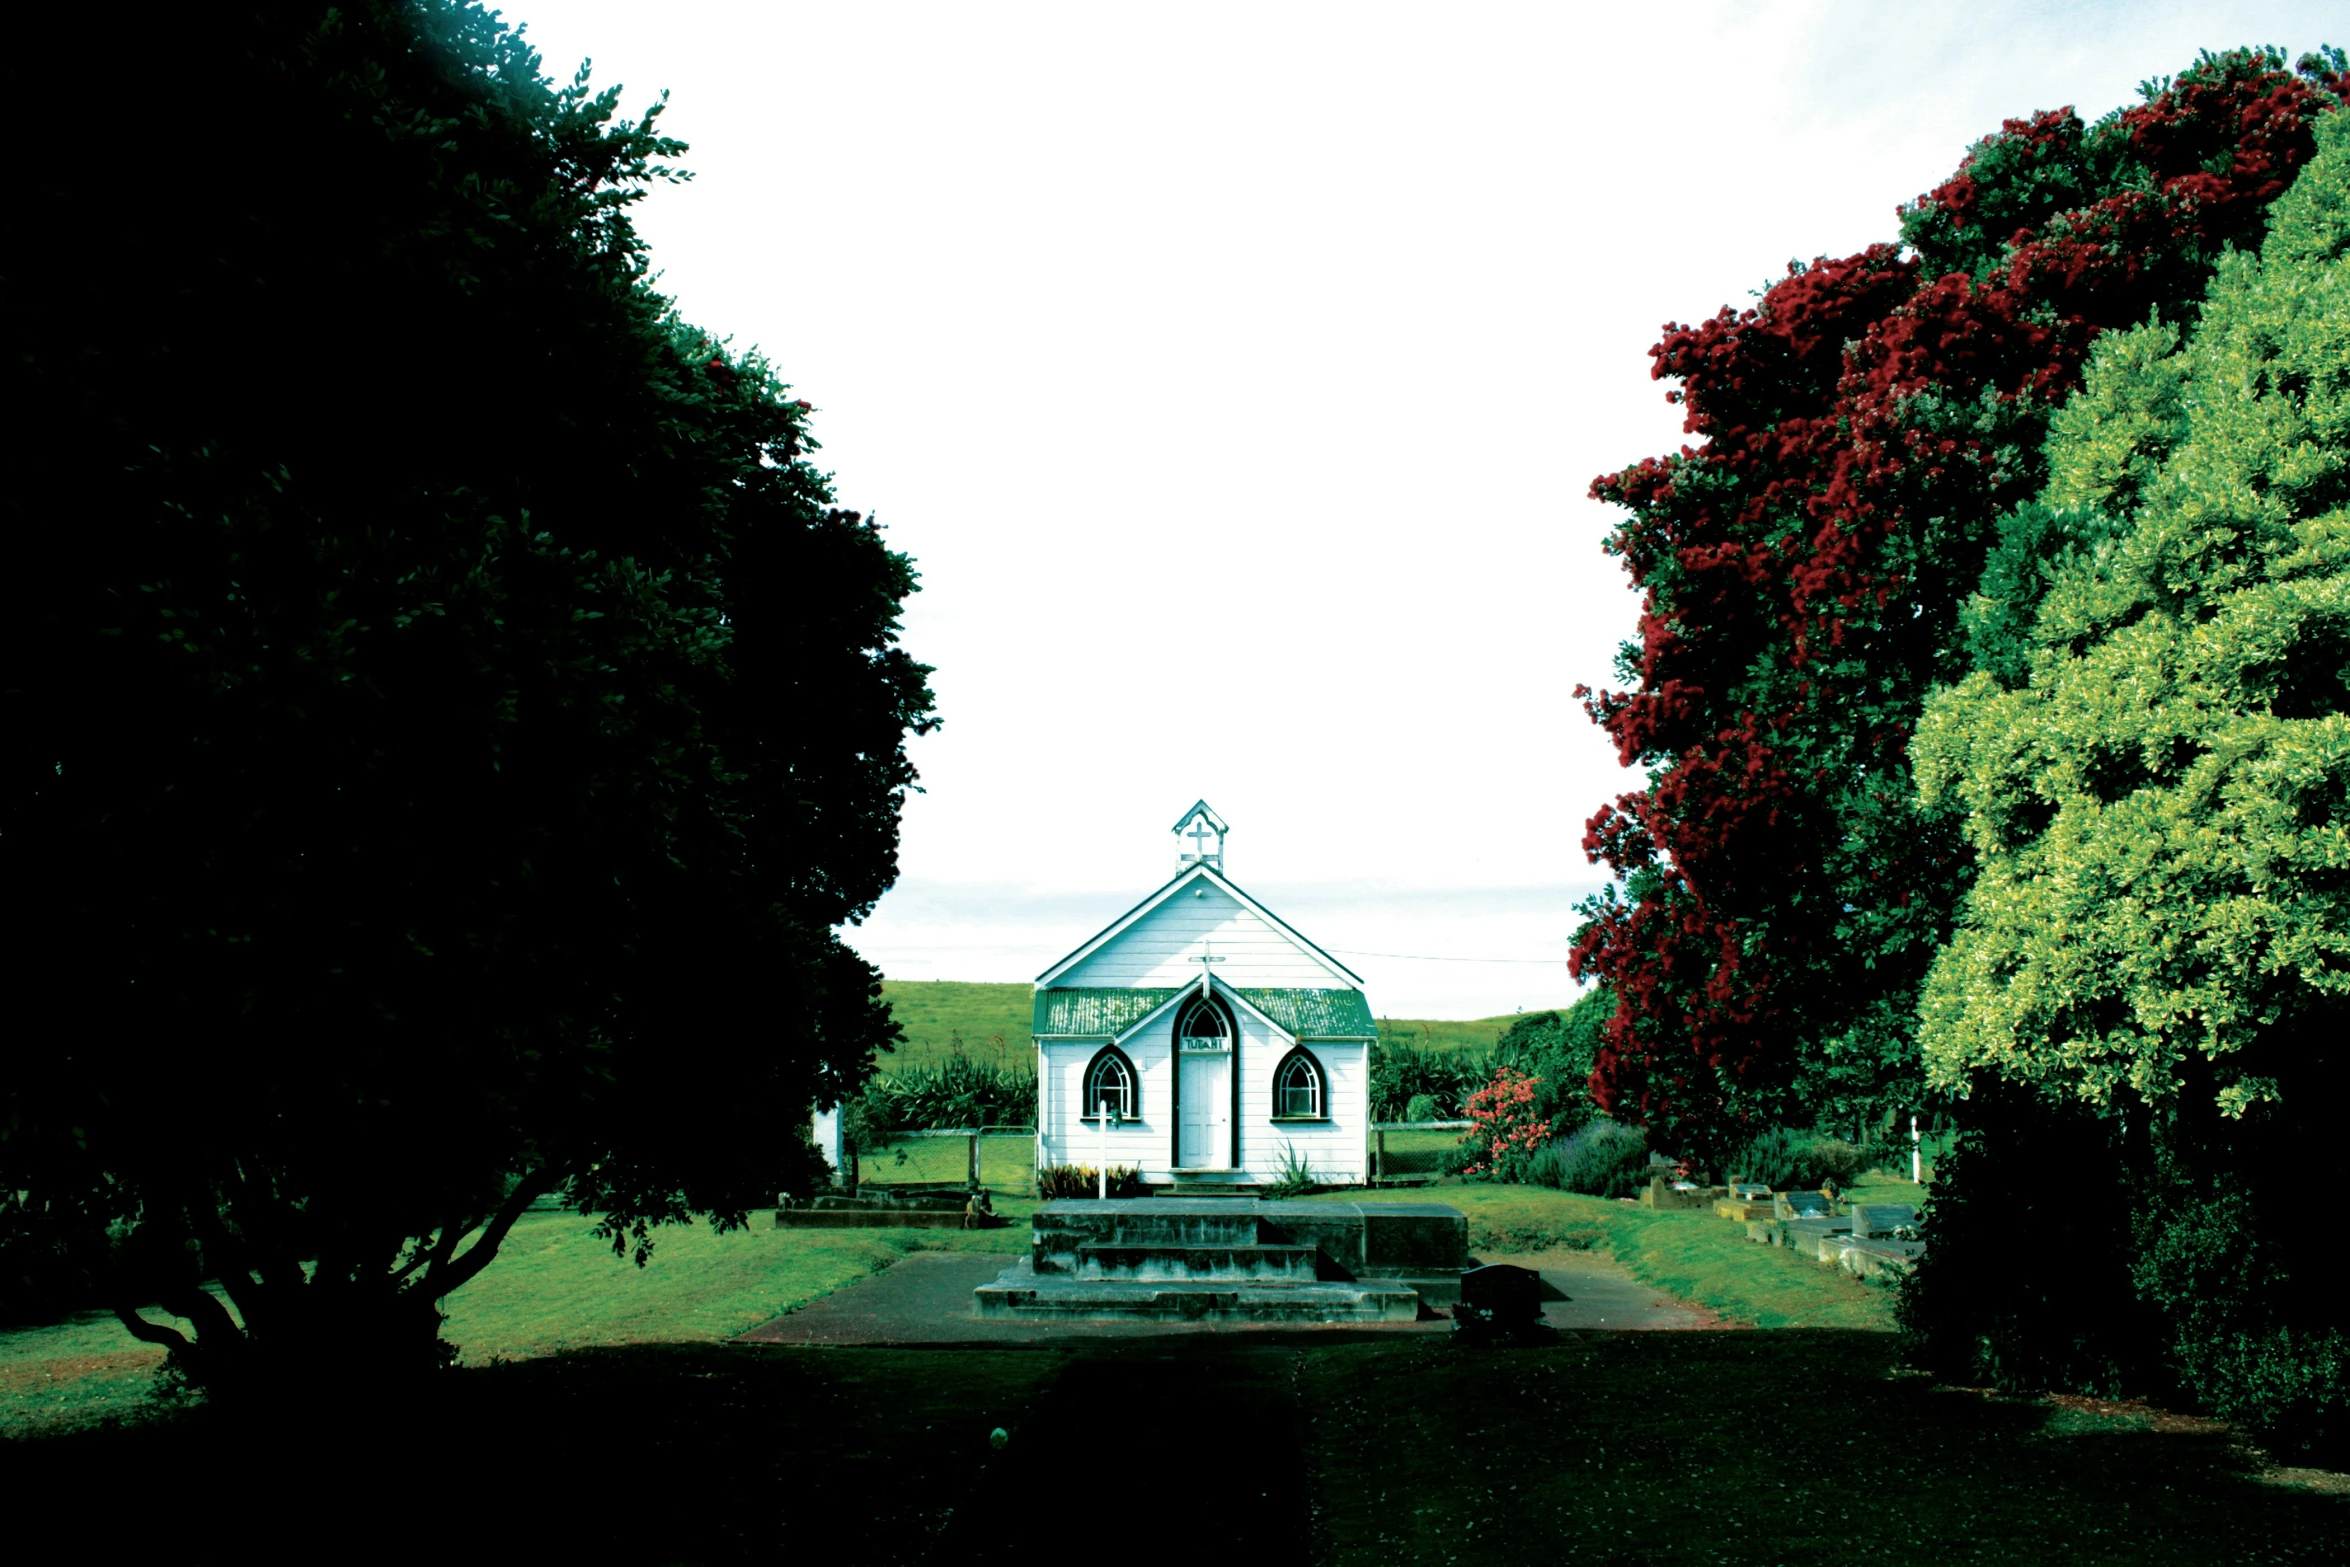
left=1571, top=48, right=2350, bottom=1163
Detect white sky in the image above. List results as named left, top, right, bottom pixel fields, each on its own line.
left=517, top=1, right=2343, bottom=1017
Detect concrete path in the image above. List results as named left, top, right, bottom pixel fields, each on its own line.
left=732, top=1245, right=1718, bottom=1347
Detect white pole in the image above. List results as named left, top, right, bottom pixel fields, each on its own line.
left=1911, top=1114, right=1922, bottom=1183
left=1098, top=1092, right=1109, bottom=1199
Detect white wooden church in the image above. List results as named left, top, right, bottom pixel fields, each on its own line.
left=1032, top=803, right=1373, bottom=1187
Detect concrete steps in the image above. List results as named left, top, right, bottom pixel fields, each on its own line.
left=974, top=1197, right=1469, bottom=1323
left=1074, top=1242, right=1319, bottom=1282
left=973, top=1259, right=1420, bottom=1321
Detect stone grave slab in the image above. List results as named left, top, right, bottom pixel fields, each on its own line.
left=1839, top=1237, right=1925, bottom=1278
left=1848, top=1203, right=1917, bottom=1239
left=1781, top=1216, right=1851, bottom=1255
left=1774, top=1190, right=1834, bottom=1221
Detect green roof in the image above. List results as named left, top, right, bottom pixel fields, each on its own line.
left=1033, top=986, right=1375, bottom=1039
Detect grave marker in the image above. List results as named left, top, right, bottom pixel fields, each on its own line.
left=1775, top=1190, right=1833, bottom=1220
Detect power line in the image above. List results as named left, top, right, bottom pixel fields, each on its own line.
left=1326, top=948, right=1564, bottom=965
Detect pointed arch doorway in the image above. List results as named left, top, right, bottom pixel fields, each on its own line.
left=1173, top=993, right=1234, bottom=1170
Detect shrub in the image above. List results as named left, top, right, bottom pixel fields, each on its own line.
left=1458, top=1067, right=1551, bottom=1181
left=873, top=1036, right=1036, bottom=1131
left=1729, top=1128, right=1867, bottom=1192
left=1036, top=1164, right=1143, bottom=1200
left=1529, top=1120, right=1649, bottom=1199
left=1403, top=1094, right=1441, bottom=1123
left=1266, top=1142, right=1318, bottom=1198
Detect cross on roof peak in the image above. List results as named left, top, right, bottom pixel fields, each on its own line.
left=1171, top=800, right=1228, bottom=870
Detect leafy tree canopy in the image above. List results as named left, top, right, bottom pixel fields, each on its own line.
left=1914, top=108, right=2350, bottom=1117
left=1, top=3, right=934, bottom=1391
left=1573, top=48, right=2347, bottom=1160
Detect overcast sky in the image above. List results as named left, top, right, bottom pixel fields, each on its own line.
left=518, top=1, right=2343, bottom=1017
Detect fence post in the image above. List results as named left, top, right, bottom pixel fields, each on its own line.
left=1375, top=1127, right=1387, bottom=1184
left=968, top=1131, right=981, bottom=1188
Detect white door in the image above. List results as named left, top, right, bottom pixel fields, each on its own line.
left=1178, top=1051, right=1229, bottom=1168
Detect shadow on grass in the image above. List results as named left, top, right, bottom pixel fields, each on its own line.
left=0, top=1344, right=1067, bottom=1564
left=1305, top=1329, right=2344, bottom=1565
left=3, top=1331, right=2337, bottom=1564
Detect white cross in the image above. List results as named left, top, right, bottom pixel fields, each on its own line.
left=1186, top=817, right=1217, bottom=862
left=1188, top=942, right=1224, bottom=998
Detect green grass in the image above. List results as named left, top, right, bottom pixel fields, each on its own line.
left=0, top=1343, right=1071, bottom=1561
left=878, top=979, right=1034, bottom=1066
left=1301, top=1332, right=2344, bottom=1564
left=850, top=1133, right=1040, bottom=1190
left=876, top=978, right=1553, bottom=1068
left=1305, top=1177, right=1901, bottom=1330
left=0, top=1205, right=1041, bottom=1439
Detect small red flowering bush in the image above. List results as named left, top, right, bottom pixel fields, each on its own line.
left=1456, top=1066, right=1554, bottom=1182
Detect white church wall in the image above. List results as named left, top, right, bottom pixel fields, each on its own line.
left=1039, top=1039, right=1171, bottom=1180
left=1233, top=1023, right=1367, bottom=1183
left=1053, top=879, right=1349, bottom=990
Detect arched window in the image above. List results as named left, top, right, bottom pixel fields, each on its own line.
left=1272, top=1047, right=1325, bottom=1120
left=1083, top=1046, right=1138, bottom=1121
left=1175, top=996, right=1230, bottom=1051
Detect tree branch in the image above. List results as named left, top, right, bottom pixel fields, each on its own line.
left=161, top=1283, right=244, bottom=1347
left=425, top=1170, right=553, bottom=1299
left=113, top=1305, right=190, bottom=1351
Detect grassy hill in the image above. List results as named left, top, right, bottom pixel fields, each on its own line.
left=876, top=979, right=1549, bottom=1069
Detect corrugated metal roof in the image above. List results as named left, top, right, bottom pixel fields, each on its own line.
left=1033, top=986, right=1375, bottom=1039
left=1032, top=988, right=1182, bottom=1038
left=1240, top=987, right=1376, bottom=1038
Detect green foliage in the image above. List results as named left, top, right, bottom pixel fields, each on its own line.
left=1034, top=1166, right=1143, bottom=1200
left=1368, top=1037, right=1485, bottom=1121
left=1728, top=1129, right=1868, bottom=1192
left=1526, top=1120, right=1650, bottom=1199
left=1907, top=116, right=2350, bottom=1457
left=859, top=1043, right=1036, bottom=1133
left=1, top=2, right=934, bottom=1396
left=1402, top=1094, right=1441, bottom=1123
left=1915, top=109, right=2350, bottom=1115
left=1266, top=1143, right=1320, bottom=1198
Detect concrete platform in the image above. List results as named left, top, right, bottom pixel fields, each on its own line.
left=1000, top=1197, right=1471, bottom=1322
left=731, top=1246, right=1724, bottom=1346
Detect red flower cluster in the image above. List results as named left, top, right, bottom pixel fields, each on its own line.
left=1572, top=50, right=2344, bottom=1158
left=1460, top=1066, right=1550, bottom=1178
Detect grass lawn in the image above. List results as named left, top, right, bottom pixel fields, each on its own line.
left=1301, top=1331, right=2345, bottom=1564
left=862, top=1132, right=1040, bottom=1189
left=0, top=1343, right=1070, bottom=1563
left=1305, top=1178, right=1903, bottom=1331
left=0, top=1204, right=1040, bottom=1439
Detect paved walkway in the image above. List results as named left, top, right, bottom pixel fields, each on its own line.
left=732, top=1246, right=1719, bottom=1347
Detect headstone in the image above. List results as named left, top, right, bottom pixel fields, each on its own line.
left=1730, top=1182, right=1772, bottom=1203
left=1775, top=1190, right=1833, bottom=1220
left=1452, top=1263, right=1551, bottom=1340
left=1849, top=1203, right=1917, bottom=1239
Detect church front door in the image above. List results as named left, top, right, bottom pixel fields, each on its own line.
left=1178, top=1050, right=1230, bottom=1168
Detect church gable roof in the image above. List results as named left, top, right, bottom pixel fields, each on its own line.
left=1033, top=864, right=1362, bottom=990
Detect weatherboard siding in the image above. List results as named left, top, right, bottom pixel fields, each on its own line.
left=1040, top=1038, right=1175, bottom=1179
left=1037, top=1025, right=1366, bottom=1184
left=1053, top=884, right=1347, bottom=989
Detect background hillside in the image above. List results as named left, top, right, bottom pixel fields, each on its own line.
left=877, top=980, right=1532, bottom=1068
